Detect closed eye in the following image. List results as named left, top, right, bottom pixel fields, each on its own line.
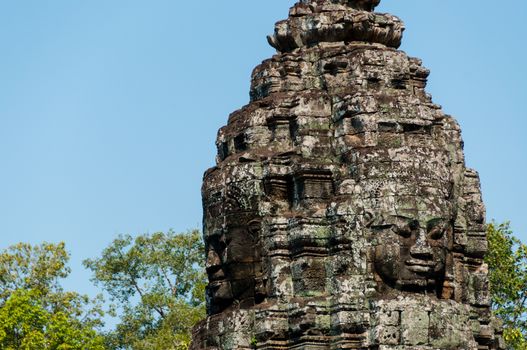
left=428, top=227, right=444, bottom=240
left=370, top=223, right=394, bottom=231
left=427, top=218, right=447, bottom=240
left=393, top=225, right=412, bottom=238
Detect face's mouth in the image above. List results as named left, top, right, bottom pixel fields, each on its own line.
left=209, top=280, right=224, bottom=288
left=405, top=259, right=435, bottom=274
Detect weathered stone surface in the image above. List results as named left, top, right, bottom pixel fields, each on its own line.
left=191, top=1, right=503, bottom=349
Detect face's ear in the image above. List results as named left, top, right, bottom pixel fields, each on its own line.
left=451, top=168, right=486, bottom=246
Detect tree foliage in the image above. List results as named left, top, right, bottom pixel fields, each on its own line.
left=4, top=224, right=527, bottom=349
left=0, top=242, right=105, bottom=350
left=486, top=222, right=527, bottom=349
left=84, top=229, right=206, bottom=350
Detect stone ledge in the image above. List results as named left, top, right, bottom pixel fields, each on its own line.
left=268, top=4, right=404, bottom=52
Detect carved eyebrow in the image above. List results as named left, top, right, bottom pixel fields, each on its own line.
left=393, top=215, right=413, bottom=220
left=369, top=223, right=394, bottom=230
left=374, top=216, right=413, bottom=226
left=391, top=216, right=417, bottom=227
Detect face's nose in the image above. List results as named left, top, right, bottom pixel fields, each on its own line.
left=206, top=249, right=225, bottom=281
left=410, top=227, right=433, bottom=260
left=206, top=249, right=222, bottom=270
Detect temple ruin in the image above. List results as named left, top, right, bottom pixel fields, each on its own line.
left=191, top=0, right=504, bottom=348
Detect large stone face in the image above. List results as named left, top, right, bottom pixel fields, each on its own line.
left=191, top=1, right=504, bottom=349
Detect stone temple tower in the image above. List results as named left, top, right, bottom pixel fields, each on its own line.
left=191, top=0, right=504, bottom=349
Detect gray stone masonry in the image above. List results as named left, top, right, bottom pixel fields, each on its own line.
left=191, top=1, right=504, bottom=349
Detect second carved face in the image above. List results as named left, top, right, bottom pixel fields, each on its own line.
left=205, top=219, right=263, bottom=313
left=373, top=215, right=451, bottom=291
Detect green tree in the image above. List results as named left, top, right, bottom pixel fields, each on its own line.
left=84, top=229, right=206, bottom=350
left=0, top=242, right=105, bottom=350
left=486, top=222, right=527, bottom=349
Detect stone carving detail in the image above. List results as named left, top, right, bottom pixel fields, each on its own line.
left=192, top=0, right=504, bottom=348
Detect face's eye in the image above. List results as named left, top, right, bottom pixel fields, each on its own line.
left=427, top=218, right=447, bottom=240
left=208, top=235, right=227, bottom=252
left=393, top=225, right=412, bottom=238
left=398, top=219, right=419, bottom=238
left=428, top=227, right=444, bottom=240
left=408, top=220, right=420, bottom=231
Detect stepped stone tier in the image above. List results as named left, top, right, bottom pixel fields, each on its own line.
left=191, top=0, right=504, bottom=349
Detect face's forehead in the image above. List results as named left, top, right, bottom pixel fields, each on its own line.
left=356, top=151, right=455, bottom=223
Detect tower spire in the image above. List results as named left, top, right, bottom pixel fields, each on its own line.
left=268, top=0, right=402, bottom=52
left=339, top=0, right=381, bottom=11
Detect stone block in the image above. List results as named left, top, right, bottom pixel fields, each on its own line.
left=401, top=309, right=429, bottom=345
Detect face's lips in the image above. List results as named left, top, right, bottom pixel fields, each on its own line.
left=405, top=259, right=435, bottom=274
left=209, top=280, right=226, bottom=288
left=406, top=258, right=435, bottom=266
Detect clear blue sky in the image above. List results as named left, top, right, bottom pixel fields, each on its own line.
left=1, top=1, right=525, bottom=302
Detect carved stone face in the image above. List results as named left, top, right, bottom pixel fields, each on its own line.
left=356, top=134, right=455, bottom=293
left=205, top=218, right=261, bottom=313
left=202, top=175, right=265, bottom=313
left=373, top=215, right=450, bottom=290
